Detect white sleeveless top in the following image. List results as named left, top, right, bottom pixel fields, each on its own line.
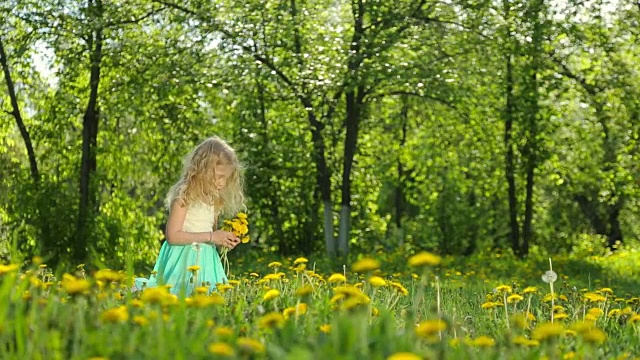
left=182, top=202, right=216, bottom=233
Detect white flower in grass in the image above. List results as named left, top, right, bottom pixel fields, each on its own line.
left=542, top=270, right=557, bottom=284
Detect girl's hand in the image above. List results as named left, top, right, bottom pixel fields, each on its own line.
left=211, top=230, right=240, bottom=249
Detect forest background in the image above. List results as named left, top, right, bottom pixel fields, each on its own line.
left=1, top=0, right=638, bottom=273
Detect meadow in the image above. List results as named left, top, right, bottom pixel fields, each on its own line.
left=0, top=247, right=639, bottom=360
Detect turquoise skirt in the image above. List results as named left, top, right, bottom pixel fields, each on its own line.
left=134, top=242, right=227, bottom=296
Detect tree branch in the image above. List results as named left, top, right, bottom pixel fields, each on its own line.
left=104, top=6, right=168, bottom=28
left=550, top=56, right=600, bottom=95
left=154, top=0, right=301, bottom=98
left=365, top=90, right=456, bottom=109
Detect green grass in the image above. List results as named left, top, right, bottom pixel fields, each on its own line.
left=0, top=247, right=639, bottom=359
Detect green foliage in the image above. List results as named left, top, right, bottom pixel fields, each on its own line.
left=0, top=0, right=639, bottom=264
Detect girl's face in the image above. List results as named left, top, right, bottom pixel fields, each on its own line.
left=214, top=164, right=232, bottom=190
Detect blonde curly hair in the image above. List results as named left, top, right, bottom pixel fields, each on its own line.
left=165, top=136, right=245, bottom=217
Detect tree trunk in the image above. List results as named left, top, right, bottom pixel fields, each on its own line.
left=0, top=36, right=45, bottom=254
left=76, top=0, right=104, bottom=264
left=521, top=0, right=543, bottom=257
left=607, top=200, right=623, bottom=249
left=556, top=60, right=626, bottom=251
left=302, top=101, right=335, bottom=257
left=503, top=41, right=520, bottom=255
left=254, top=62, right=287, bottom=254
left=337, top=0, right=365, bottom=258
left=288, top=0, right=337, bottom=257
left=395, top=97, right=409, bottom=244
left=0, top=38, right=40, bottom=189
left=338, top=90, right=363, bottom=257
left=521, top=159, right=535, bottom=256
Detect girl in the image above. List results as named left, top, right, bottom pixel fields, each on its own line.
left=135, top=136, right=245, bottom=295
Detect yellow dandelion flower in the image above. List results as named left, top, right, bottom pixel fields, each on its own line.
left=61, top=274, right=90, bottom=295
left=100, top=306, right=129, bottom=323
left=188, top=294, right=225, bottom=308
left=607, top=309, right=622, bottom=317
left=580, top=327, right=607, bottom=344
left=187, top=265, right=201, bottom=273
left=507, top=294, right=524, bottom=303
left=328, top=273, right=347, bottom=283
left=227, top=280, right=240, bottom=287
left=216, top=284, right=234, bottom=293
left=470, top=336, right=495, bottom=347
left=133, top=315, right=148, bottom=326
left=510, top=314, right=529, bottom=329
left=513, top=335, right=539, bottom=347
left=627, top=314, right=640, bottom=324
left=532, top=322, right=564, bottom=341
left=235, top=212, right=247, bottom=221
left=193, top=286, right=208, bottom=295
left=341, top=296, right=370, bottom=311
left=249, top=272, right=260, bottom=277
left=495, top=285, right=512, bottom=294
left=0, top=264, right=19, bottom=275
left=333, top=286, right=364, bottom=297
left=584, top=292, right=606, bottom=303
left=387, top=352, right=422, bottom=360
left=585, top=314, right=598, bottom=322
left=368, top=276, right=387, bottom=287
left=215, top=326, right=234, bottom=338
left=389, top=282, right=409, bottom=296
left=408, top=251, right=441, bottom=267
left=95, top=269, right=125, bottom=282
left=352, top=258, right=380, bottom=273
left=295, top=303, right=308, bottom=314
left=263, top=289, right=280, bottom=301
left=554, top=313, right=569, bottom=320
left=267, top=262, right=282, bottom=268
left=262, top=274, right=279, bottom=281
left=208, top=342, right=235, bottom=357
left=559, top=295, right=568, bottom=302
left=587, top=308, right=604, bottom=318
left=320, top=324, right=331, bottom=333
left=32, top=256, right=43, bottom=265
left=140, top=287, right=169, bottom=304
left=296, top=285, right=313, bottom=297
left=330, top=294, right=345, bottom=304
left=564, top=329, right=577, bottom=337
left=481, top=301, right=497, bottom=309
left=293, top=257, right=308, bottom=265
left=258, top=312, right=285, bottom=329
left=563, top=352, right=576, bottom=359
left=523, top=286, right=538, bottom=294
left=597, top=288, right=613, bottom=295
left=415, top=319, right=447, bottom=338
left=283, top=303, right=308, bottom=318
left=237, top=337, right=265, bottom=354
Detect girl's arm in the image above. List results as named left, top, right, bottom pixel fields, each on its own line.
left=165, top=200, right=240, bottom=248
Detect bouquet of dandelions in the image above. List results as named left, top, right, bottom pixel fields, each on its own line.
left=220, top=212, right=249, bottom=276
